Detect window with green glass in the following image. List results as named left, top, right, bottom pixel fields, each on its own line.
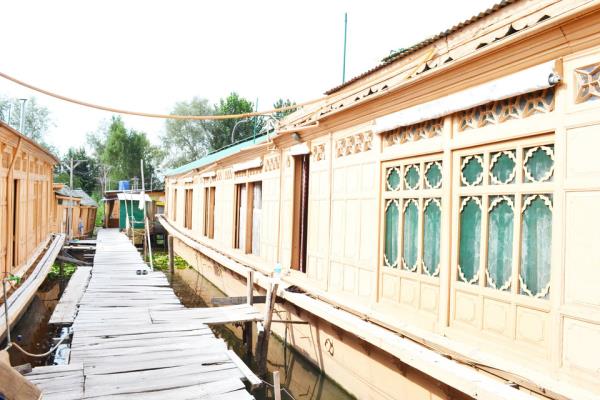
left=456, top=141, right=554, bottom=299
left=384, top=200, right=399, bottom=268
left=487, top=196, right=514, bottom=290
left=520, top=194, right=552, bottom=298
left=423, top=198, right=441, bottom=276
left=402, top=199, right=419, bottom=271
left=381, top=158, right=443, bottom=277
left=458, top=197, right=481, bottom=284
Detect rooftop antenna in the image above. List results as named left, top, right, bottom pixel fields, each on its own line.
left=342, top=12, right=348, bottom=83
left=18, top=98, right=27, bottom=133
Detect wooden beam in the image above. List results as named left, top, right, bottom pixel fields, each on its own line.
left=0, top=351, right=42, bottom=400
left=255, top=282, right=278, bottom=376
left=211, top=295, right=282, bottom=306
left=244, top=270, right=254, bottom=356
left=167, top=235, right=174, bottom=273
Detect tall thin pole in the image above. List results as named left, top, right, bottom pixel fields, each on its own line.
left=252, top=98, right=259, bottom=143
left=342, top=12, right=348, bottom=83
left=18, top=98, right=27, bottom=133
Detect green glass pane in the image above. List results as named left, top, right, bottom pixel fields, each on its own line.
left=423, top=200, right=441, bottom=275
left=405, top=165, right=420, bottom=189
left=520, top=196, right=552, bottom=297
left=425, top=162, right=442, bottom=188
left=387, top=168, right=400, bottom=190
left=384, top=201, right=399, bottom=267
left=459, top=198, right=481, bottom=283
left=487, top=197, right=513, bottom=290
left=403, top=200, right=419, bottom=270
left=491, top=152, right=516, bottom=184
left=525, top=146, right=554, bottom=182
left=462, top=156, right=483, bottom=186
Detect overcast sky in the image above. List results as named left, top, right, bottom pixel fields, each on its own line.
left=0, top=0, right=498, bottom=154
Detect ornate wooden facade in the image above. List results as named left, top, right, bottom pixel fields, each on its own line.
left=163, top=1, right=600, bottom=399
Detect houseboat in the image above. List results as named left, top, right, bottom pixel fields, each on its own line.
left=52, top=184, right=98, bottom=239
left=0, top=121, right=64, bottom=340
left=162, top=1, right=600, bottom=399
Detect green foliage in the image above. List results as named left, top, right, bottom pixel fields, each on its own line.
left=152, top=251, right=190, bottom=271
left=48, top=263, right=77, bottom=279
left=0, top=95, right=56, bottom=154
left=54, top=147, right=100, bottom=194
left=272, top=98, right=297, bottom=121
left=93, top=192, right=104, bottom=227
left=208, top=92, right=261, bottom=151
left=162, top=98, right=212, bottom=168
left=87, top=116, right=164, bottom=190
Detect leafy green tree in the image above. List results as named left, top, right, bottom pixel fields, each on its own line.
left=54, top=147, right=100, bottom=194
left=272, top=98, right=297, bottom=121
left=88, top=116, right=164, bottom=191
left=0, top=95, right=56, bottom=153
left=161, top=97, right=212, bottom=168
left=209, top=92, right=262, bottom=151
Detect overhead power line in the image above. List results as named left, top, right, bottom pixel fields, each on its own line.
left=0, top=70, right=325, bottom=120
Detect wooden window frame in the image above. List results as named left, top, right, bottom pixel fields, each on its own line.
left=233, top=180, right=261, bottom=255
left=184, top=188, right=193, bottom=229
left=203, top=186, right=215, bottom=239
left=452, top=133, right=555, bottom=303
left=291, top=154, right=309, bottom=273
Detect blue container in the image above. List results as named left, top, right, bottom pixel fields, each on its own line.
left=118, top=180, right=130, bottom=191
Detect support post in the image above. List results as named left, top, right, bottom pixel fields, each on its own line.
left=244, top=270, right=254, bottom=355
left=273, top=370, right=281, bottom=400
left=255, top=281, right=278, bottom=376
left=167, top=235, right=174, bottom=273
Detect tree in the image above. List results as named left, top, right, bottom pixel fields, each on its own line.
left=54, top=147, right=100, bottom=195
left=0, top=95, right=56, bottom=153
left=88, top=116, right=164, bottom=191
left=208, top=92, right=262, bottom=151
left=272, top=98, right=297, bottom=121
left=161, top=97, right=212, bottom=168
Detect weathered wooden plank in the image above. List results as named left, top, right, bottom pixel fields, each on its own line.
left=49, top=266, right=92, bottom=325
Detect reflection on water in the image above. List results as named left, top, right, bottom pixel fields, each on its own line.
left=4, top=279, right=64, bottom=367
left=168, top=268, right=356, bottom=400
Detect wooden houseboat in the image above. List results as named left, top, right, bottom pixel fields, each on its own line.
left=0, top=121, right=65, bottom=340
left=161, top=1, right=600, bottom=399
left=103, top=189, right=165, bottom=242
left=52, top=184, right=98, bottom=239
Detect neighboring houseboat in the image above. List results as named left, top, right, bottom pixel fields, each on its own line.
left=52, top=184, right=98, bottom=239
left=161, top=1, right=600, bottom=399
left=103, top=189, right=165, bottom=242
left=0, top=121, right=65, bottom=340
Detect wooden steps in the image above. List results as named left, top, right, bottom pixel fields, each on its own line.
left=25, top=228, right=259, bottom=399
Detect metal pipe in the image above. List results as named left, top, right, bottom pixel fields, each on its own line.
left=231, top=118, right=249, bottom=144
left=342, top=12, right=348, bottom=83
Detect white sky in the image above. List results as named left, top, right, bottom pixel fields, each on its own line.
left=0, top=0, right=498, bottom=155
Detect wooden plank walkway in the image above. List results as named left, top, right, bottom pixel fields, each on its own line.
left=49, top=267, right=92, bottom=325
left=25, top=228, right=259, bottom=399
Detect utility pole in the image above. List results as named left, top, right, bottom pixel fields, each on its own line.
left=63, top=158, right=87, bottom=240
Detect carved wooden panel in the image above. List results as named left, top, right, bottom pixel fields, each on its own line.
left=575, top=63, right=600, bottom=103
left=457, top=88, right=555, bottom=131
left=335, top=132, right=373, bottom=157
left=383, top=118, right=443, bottom=148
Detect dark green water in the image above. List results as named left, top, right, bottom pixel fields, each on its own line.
left=168, top=267, right=356, bottom=400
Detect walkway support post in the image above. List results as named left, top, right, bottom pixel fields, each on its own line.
left=273, top=370, right=281, bottom=400
left=255, top=281, right=278, bottom=376
left=167, top=235, right=174, bottom=273
left=244, top=270, right=254, bottom=356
